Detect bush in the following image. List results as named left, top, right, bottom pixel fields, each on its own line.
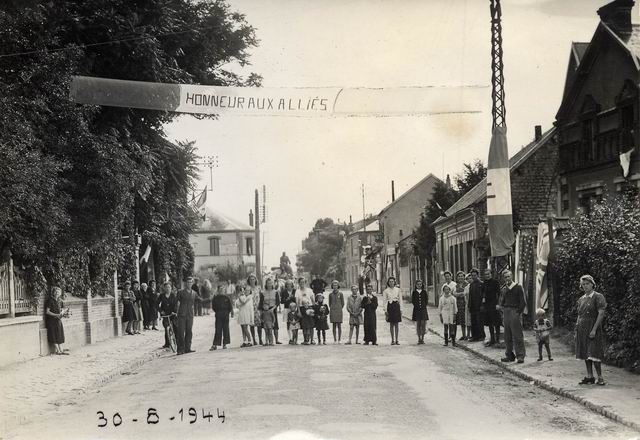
left=554, top=189, right=640, bottom=372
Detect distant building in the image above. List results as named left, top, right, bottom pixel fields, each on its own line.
left=190, top=206, right=256, bottom=274
left=555, top=0, right=640, bottom=216
left=378, top=174, right=441, bottom=297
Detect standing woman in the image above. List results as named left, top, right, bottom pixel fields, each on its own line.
left=454, top=271, right=468, bottom=340
left=45, top=287, right=68, bottom=355
left=147, top=280, right=159, bottom=330
left=296, top=278, right=316, bottom=345
left=411, top=279, right=429, bottom=345
left=132, top=281, right=143, bottom=334
left=121, top=280, right=136, bottom=335
left=464, top=273, right=473, bottom=340
left=246, top=274, right=263, bottom=346
left=259, top=278, right=279, bottom=346
left=362, top=284, right=378, bottom=345
left=235, top=284, right=254, bottom=347
left=576, top=275, right=607, bottom=386
left=383, top=277, right=402, bottom=345
left=280, top=280, right=296, bottom=344
left=328, top=280, right=345, bottom=343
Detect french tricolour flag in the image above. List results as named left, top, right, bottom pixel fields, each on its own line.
left=487, top=126, right=514, bottom=257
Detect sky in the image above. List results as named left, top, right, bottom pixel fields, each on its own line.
left=164, top=0, right=629, bottom=268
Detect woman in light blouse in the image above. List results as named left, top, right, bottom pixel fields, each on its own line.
left=383, top=276, right=402, bottom=345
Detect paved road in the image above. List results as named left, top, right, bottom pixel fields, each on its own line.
left=6, top=303, right=638, bottom=440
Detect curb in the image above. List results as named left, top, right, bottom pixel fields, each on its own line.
left=401, top=312, right=640, bottom=433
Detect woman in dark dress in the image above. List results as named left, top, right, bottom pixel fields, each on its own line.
left=362, top=284, right=378, bottom=345
left=411, top=279, right=429, bottom=345
left=575, top=275, right=607, bottom=386
left=454, top=271, right=468, bottom=340
left=45, top=287, right=68, bottom=355
left=121, top=280, right=136, bottom=335
left=146, top=280, right=159, bottom=330
left=313, top=293, right=330, bottom=345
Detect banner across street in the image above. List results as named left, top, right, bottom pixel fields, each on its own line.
left=69, top=75, right=486, bottom=117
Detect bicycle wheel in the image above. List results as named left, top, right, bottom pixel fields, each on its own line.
left=168, top=324, right=177, bottom=353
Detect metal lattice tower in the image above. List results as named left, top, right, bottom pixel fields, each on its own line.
left=490, top=0, right=506, bottom=129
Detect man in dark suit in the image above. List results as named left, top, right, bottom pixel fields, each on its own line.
left=176, top=276, right=196, bottom=355
left=500, top=270, right=527, bottom=363
left=468, top=268, right=485, bottom=342
left=482, top=269, right=501, bottom=346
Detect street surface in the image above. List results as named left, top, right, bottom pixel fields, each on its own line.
left=6, top=293, right=639, bottom=440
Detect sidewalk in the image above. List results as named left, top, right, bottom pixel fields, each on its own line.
left=401, top=301, right=640, bottom=433
left=0, top=314, right=215, bottom=436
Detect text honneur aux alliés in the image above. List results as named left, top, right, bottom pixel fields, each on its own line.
left=184, top=92, right=330, bottom=112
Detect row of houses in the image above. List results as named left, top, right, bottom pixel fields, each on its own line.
left=343, top=0, right=640, bottom=315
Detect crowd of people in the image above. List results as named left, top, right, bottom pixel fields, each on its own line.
left=107, top=269, right=607, bottom=384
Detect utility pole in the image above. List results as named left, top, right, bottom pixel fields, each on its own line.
left=254, top=189, right=262, bottom=286
left=193, top=155, right=219, bottom=199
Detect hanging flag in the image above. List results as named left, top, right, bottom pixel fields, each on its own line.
left=514, top=230, right=522, bottom=285
left=139, top=244, right=152, bottom=264
left=191, top=186, right=207, bottom=221
left=486, top=126, right=514, bottom=256
left=535, top=222, right=550, bottom=310
left=620, top=146, right=634, bottom=178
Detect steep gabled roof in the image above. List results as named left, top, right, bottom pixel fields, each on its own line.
left=557, top=22, right=640, bottom=121
left=432, top=126, right=557, bottom=226
left=378, top=173, right=442, bottom=216
left=196, top=205, right=252, bottom=232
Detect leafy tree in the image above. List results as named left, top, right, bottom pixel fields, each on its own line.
left=0, top=0, right=260, bottom=297
left=454, top=159, right=487, bottom=196
left=300, top=218, right=348, bottom=280
left=412, top=160, right=487, bottom=271
left=554, top=189, right=640, bottom=371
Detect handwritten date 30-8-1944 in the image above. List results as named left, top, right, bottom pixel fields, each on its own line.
left=96, top=408, right=226, bottom=427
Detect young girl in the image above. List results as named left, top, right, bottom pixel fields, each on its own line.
left=534, top=308, right=553, bottom=361
left=314, top=294, right=330, bottom=345
left=288, top=303, right=301, bottom=344
left=438, top=285, right=458, bottom=347
left=383, top=277, right=402, bottom=345
left=235, top=285, right=254, bottom=347
left=411, top=279, right=429, bottom=345
left=328, top=280, right=344, bottom=343
left=346, top=285, right=362, bottom=345
left=260, top=278, right=278, bottom=346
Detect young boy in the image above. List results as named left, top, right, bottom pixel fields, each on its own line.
left=533, top=308, right=553, bottom=361
left=288, top=303, right=301, bottom=345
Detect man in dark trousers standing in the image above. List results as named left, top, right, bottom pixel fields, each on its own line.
left=481, top=269, right=501, bottom=347
left=210, top=287, right=233, bottom=350
left=157, top=281, right=178, bottom=349
left=467, top=268, right=485, bottom=342
left=176, top=276, right=196, bottom=355
left=310, top=275, right=327, bottom=295
left=500, top=270, right=526, bottom=363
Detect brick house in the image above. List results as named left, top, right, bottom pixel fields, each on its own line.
left=556, top=0, right=640, bottom=215
left=432, top=126, right=559, bottom=314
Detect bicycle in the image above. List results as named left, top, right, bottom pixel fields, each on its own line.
left=160, top=314, right=177, bottom=353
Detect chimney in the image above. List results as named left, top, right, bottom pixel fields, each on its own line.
left=598, top=0, right=634, bottom=38
left=249, top=209, right=254, bottom=227
left=349, top=215, right=353, bottom=225
left=445, top=174, right=452, bottom=189
left=391, top=180, right=395, bottom=202
left=535, top=125, right=542, bottom=141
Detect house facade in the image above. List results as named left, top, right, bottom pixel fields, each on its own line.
left=189, top=206, right=256, bottom=274
left=555, top=0, right=640, bottom=216
left=378, top=174, right=441, bottom=297
left=432, top=126, right=559, bottom=314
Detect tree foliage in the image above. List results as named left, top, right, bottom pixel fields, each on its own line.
left=554, top=189, right=640, bottom=372
left=412, top=160, right=487, bottom=268
left=300, top=218, right=348, bottom=281
left=0, top=0, right=260, bottom=296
